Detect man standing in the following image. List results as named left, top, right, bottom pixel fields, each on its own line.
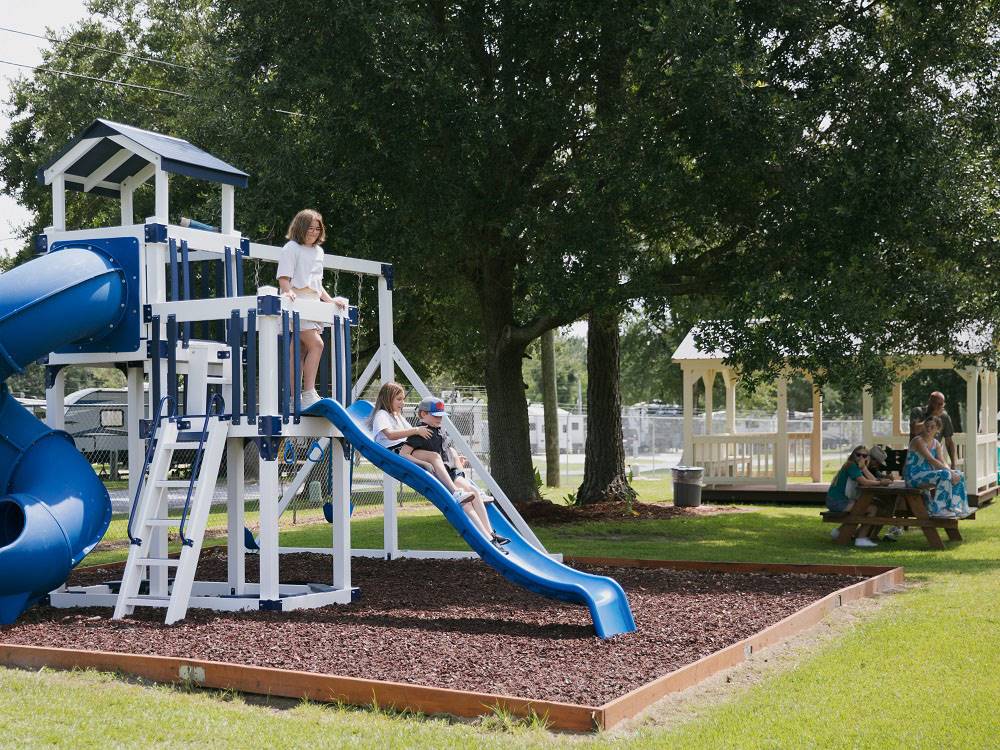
left=909, top=391, right=958, bottom=468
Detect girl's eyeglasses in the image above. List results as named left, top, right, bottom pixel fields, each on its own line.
left=854, top=452, right=868, bottom=458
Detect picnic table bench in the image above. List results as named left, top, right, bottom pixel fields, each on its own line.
left=821, top=482, right=982, bottom=550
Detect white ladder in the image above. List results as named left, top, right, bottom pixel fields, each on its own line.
left=113, top=416, right=229, bottom=624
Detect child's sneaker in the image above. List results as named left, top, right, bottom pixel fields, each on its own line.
left=301, top=389, right=321, bottom=407
left=854, top=537, right=878, bottom=548
left=830, top=528, right=841, bottom=540
left=452, top=489, right=474, bottom=504
left=491, top=532, right=511, bottom=546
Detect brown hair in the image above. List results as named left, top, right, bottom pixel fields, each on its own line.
left=285, top=209, right=326, bottom=245
left=923, top=415, right=942, bottom=434
left=369, top=382, right=406, bottom=426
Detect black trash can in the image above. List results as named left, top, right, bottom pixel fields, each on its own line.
left=672, top=466, right=704, bottom=507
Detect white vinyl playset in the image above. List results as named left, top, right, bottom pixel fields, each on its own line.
left=37, top=120, right=545, bottom=623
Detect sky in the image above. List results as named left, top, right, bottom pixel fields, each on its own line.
left=0, top=0, right=91, bottom=256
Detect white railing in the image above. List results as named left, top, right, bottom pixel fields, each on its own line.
left=975, top=433, right=998, bottom=493
left=692, top=434, right=777, bottom=484
left=788, top=432, right=812, bottom=477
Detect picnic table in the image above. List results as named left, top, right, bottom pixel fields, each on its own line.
left=821, top=482, right=980, bottom=550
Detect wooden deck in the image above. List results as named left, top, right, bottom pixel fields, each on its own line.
left=702, top=483, right=998, bottom=507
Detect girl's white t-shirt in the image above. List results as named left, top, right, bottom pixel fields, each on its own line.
left=371, top=409, right=409, bottom=448
left=276, top=240, right=324, bottom=292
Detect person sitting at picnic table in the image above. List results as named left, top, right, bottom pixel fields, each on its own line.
left=827, top=445, right=891, bottom=548
left=904, top=415, right=971, bottom=519
left=909, top=391, right=957, bottom=469
left=867, top=445, right=906, bottom=541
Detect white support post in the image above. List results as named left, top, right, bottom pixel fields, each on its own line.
left=723, top=370, right=737, bottom=434
left=257, top=306, right=281, bottom=602
left=126, top=366, right=144, bottom=503
left=332, top=439, right=351, bottom=590
left=154, top=167, right=169, bottom=223
left=45, top=367, right=67, bottom=430
left=811, top=380, right=823, bottom=483
left=186, top=347, right=208, bottom=416
left=703, top=369, right=715, bottom=435
left=50, top=174, right=66, bottom=232
left=965, top=368, right=979, bottom=487
left=226, top=437, right=246, bottom=595
left=682, top=368, right=695, bottom=465
left=120, top=182, right=134, bottom=226
left=892, top=381, right=904, bottom=438
left=862, top=388, right=874, bottom=447
left=980, top=370, right=989, bottom=437
left=775, top=377, right=789, bottom=490
left=352, top=347, right=385, bottom=401
left=377, top=275, right=398, bottom=557
left=221, top=184, right=235, bottom=235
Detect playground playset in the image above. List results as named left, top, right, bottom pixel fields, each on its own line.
left=0, top=120, right=635, bottom=639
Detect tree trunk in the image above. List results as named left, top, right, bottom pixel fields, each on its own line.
left=477, top=253, right=542, bottom=504
left=577, top=308, right=636, bottom=505
left=541, top=328, right=560, bottom=487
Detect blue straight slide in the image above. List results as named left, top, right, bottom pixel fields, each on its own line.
left=0, top=248, right=122, bottom=623
left=304, top=399, right=637, bottom=639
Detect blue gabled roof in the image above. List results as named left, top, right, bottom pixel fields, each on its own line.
left=37, top=119, right=249, bottom=193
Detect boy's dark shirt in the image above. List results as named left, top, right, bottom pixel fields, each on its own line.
left=404, top=422, right=446, bottom=461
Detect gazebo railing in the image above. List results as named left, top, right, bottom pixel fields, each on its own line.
left=692, top=433, right=777, bottom=484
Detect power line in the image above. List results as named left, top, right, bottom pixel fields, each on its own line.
left=0, top=24, right=195, bottom=72
left=0, top=58, right=309, bottom=117
left=0, top=58, right=193, bottom=99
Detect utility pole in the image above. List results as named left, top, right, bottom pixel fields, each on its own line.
left=541, top=329, right=560, bottom=487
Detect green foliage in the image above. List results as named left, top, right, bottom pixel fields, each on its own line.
left=5, top=363, right=125, bottom=400
left=523, top=332, right=587, bottom=406
left=532, top=467, right=543, bottom=490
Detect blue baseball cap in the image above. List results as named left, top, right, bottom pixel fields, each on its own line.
left=417, top=397, right=447, bottom=416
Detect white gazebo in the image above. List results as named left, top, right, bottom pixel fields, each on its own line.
left=671, top=328, right=999, bottom=502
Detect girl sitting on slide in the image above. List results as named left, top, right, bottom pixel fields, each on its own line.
left=368, top=383, right=474, bottom=503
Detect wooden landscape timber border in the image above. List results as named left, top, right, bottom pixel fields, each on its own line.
left=0, top=557, right=904, bottom=733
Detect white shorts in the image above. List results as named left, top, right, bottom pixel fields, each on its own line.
left=292, top=287, right=328, bottom=331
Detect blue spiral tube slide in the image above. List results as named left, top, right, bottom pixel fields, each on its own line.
left=0, top=247, right=123, bottom=623
left=304, top=399, right=637, bottom=639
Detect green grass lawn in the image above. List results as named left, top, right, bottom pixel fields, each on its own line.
left=3, top=484, right=999, bottom=747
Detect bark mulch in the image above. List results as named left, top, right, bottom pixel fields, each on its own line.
left=517, top=499, right=751, bottom=524
left=1, top=551, right=864, bottom=706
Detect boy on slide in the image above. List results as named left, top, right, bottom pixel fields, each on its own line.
left=402, top=397, right=511, bottom=550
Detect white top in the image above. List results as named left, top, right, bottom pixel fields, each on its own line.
left=276, top=240, right=325, bottom=292
left=371, top=409, right=410, bottom=448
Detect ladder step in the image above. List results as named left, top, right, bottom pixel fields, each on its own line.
left=154, top=480, right=195, bottom=488
left=126, top=596, right=170, bottom=607
left=145, top=518, right=179, bottom=527
left=160, top=442, right=194, bottom=450
left=137, top=558, right=181, bottom=567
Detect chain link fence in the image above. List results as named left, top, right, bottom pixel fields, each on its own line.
left=42, top=385, right=897, bottom=554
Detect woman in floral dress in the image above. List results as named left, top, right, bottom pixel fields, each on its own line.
left=904, top=416, right=970, bottom=518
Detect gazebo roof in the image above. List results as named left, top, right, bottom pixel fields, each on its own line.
left=672, top=324, right=994, bottom=367
left=36, top=119, right=249, bottom=197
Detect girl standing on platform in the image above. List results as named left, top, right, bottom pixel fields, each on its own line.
left=904, top=416, right=970, bottom=518
left=277, top=209, right=347, bottom=408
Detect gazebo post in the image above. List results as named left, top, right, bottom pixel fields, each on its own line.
left=862, top=388, right=874, bottom=447
left=964, top=367, right=980, bottom=492
left=704, top=369, right=715, bottom=435
left=682, top=367, right=695, bottom=465
left=892, top=381, right=904, bottom=438
left=723, top=370, right=737, bottom=434
left=810, top=380, right=823, bottom=482
left=776, top=377, right=788, bottom=490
